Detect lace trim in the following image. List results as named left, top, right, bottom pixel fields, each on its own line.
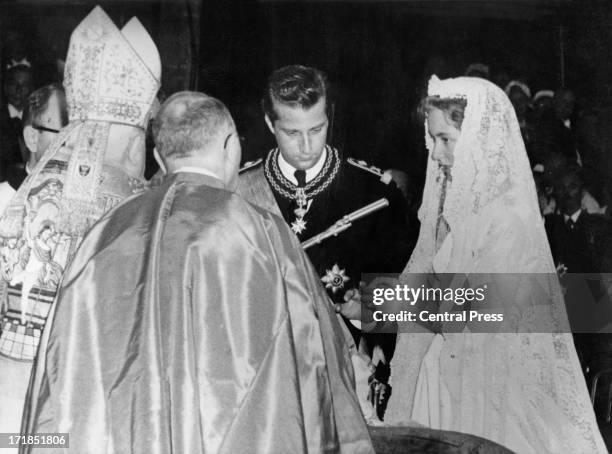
left=398, top=76, right=607, bottom=452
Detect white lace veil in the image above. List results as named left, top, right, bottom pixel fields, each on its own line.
left=405, top=75, right=552, bottom=274
left=394, top=76, right=606, bottom=453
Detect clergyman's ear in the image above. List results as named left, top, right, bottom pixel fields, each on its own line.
left=223, top=132, right=233, bottom=150
left=23, top=125, right=39, bottom=154
left=153, top=147, right=167, bottom=175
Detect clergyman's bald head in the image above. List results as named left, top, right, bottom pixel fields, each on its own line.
left=153, top=91, right=235, bottom=160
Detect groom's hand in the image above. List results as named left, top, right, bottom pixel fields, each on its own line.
left=336, top=285, right=380, bottom=333
left=335, top=286, right=366, bottom=320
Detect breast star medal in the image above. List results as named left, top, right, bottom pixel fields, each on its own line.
left=291, top=217, right=307, bottom=234
left=321, top=263, right=350, bottom=294
left=556, top=262, right=568, bottom=278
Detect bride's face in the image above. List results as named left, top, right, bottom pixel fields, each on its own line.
left=427, top=108, right=461, bottom=168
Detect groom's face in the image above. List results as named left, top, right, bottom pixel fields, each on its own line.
left=265, top=97, right=329, bottom=171
left=427, top=108, right=460, bottom=169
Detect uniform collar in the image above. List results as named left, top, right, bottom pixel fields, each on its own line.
left=277, top=146, right=327, bottom=185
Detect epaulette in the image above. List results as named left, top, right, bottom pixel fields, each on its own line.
left=347, top=157, right=392, bottom=184
left=239, top=158, right=263, bottom=174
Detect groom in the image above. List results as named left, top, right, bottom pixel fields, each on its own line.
left=239, top=65, right=414, bottom=419
left=21, top=91, right=373, bottom=453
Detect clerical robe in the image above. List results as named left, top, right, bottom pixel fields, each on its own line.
left=0, top=124, right=146, bottom=439
left=22, top=172, right=373, bottom=454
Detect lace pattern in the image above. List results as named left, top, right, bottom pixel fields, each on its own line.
left=391, top=76, right=607, bottom=453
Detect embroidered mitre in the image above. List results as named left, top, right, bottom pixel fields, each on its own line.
left=0, top=7, right=158, bottom=349
left=64, top=6, right=161, bottom=129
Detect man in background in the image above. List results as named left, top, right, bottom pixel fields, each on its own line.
left=546, top=165, right=609, bottom=274
left=0, top=84, right=67, bottom=235
left=0, top=64, right=33, bottom=185
left=545, top=165, right=612, bottom=401
left=533, top=88, right=579, bottom=166
left=21, top=83, right=68, bottom=174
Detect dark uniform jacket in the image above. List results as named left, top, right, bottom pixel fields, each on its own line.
left=239, top=147, right=414, bottom=301
left=238, top=147, right=416, bottom=363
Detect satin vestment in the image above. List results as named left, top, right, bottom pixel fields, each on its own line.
left=21, top=172, right=373, bottom=454
left=386, top=76, right=607, bottom=453
left=0, top=125, right=146, bottom=437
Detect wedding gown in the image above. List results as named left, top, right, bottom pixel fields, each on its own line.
left=385, top=76, right=607, bottom=454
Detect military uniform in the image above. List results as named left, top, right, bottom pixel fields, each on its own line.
left=239, top=145, right=415, bottom=418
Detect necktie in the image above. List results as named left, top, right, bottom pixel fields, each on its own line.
left=566, top=218, right=575, bottom=230
left=294, top=169, right=306, bottom=188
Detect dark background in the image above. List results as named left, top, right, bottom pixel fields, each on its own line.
left=1, top=0, right=610, bottom=183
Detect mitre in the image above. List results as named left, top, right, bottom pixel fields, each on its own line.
left=63, top=6, right=161, bottom=129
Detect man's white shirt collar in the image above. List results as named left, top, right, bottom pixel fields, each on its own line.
left=563, top=209, right=581, bottom=224
left=277, top=147, right=327, bottom=185
left=7, top=104, right=22, bottom=120
left=173, top=166, right=222, bottom=181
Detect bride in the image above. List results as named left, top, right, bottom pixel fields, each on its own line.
left=384, top=76, right=607, bottom=453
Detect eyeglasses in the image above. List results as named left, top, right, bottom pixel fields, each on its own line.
left=32, top=124, right=60, bottom=134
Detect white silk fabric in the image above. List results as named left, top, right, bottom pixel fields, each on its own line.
left=386, top=76, right=607, bottom=453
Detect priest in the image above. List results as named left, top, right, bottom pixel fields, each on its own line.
left=21, top=91, right=374, bottom=454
